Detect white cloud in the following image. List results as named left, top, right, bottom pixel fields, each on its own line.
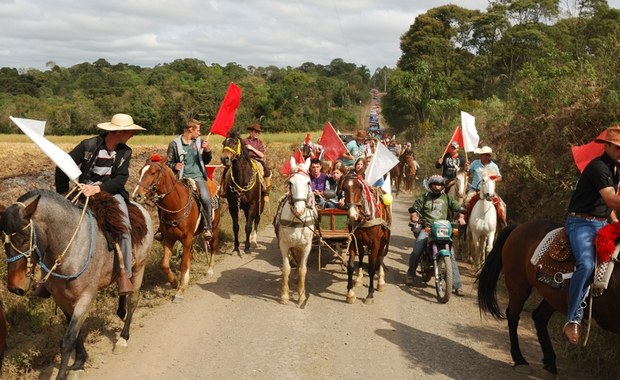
left=1, top=0, right=618, bottom=72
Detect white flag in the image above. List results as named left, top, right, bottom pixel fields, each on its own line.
left=365, top=142, right=399, bottom=186
left=10, top=116, right=82, bottom=182
left=460, top=111, right=479, bottom=152
left=381, top=173, right=392, bottom=194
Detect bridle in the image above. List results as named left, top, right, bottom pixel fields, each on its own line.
left=222, top=138, right=259, bottom=193
left=136, top=162, right=175, bottom=204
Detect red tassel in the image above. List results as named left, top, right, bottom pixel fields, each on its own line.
left=150, top=153, right=161, bottom=162
left=304, top=133, right=311, bottom=145
left=595, top=222, right=620, bottom=262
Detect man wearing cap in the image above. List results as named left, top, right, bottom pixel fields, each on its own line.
left=164, top=118, right=214, bottom=240
left=436, top=141, right=465, bottom=192
left=243, top=123, right=271, bottom=201
left=341, top=129, right=367, bottom=168
left=55, top=113, right=146, bottom=295
left=564, top=124, right=620, bottom=344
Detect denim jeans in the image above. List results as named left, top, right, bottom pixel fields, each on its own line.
left=409, top=229, right=462, bottom=289
left=194, top=177, right=212, bottom=231
left=564, top=215, right=605, bottom=323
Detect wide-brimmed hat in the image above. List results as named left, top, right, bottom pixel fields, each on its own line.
left=474, top=146, right=493, bottom=155
left=354, top=130, right=367, bottom=139
left=248, top=123, right=262, bottom=132
left=595, top=125, right=620, bottom=146
left=97, top=113, right=145, bottom=131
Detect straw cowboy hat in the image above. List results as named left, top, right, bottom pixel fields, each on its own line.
left=474, top=146, right=494, bottom=155
left=595, top=125, right=620, bottom=146
left=248, top=123, right=262, bottom=132
left=97, top=113, right=145, bottom=131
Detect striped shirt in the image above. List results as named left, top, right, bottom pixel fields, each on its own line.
left=87, top=148, right=116, bottom=185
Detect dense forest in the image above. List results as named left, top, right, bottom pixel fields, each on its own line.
left=1, top=0, right=620, bottom=222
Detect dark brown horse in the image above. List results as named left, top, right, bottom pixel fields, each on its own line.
left=341, top=173, right=391, bottom=304
left=0, top=189, right=153, bottom=380
left=220, top=131, right=265, bottom=255
left=133, top=157, right=221, bottom=303
left=0, top=300, right=5, bottom=370
left=391, top=151, right=417, bottom=195
left=478, top=220, right=620, bottom=376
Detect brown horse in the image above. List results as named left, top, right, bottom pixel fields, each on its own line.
left=133, top=157, right=221, bottom=303
left=341, top=173, right=391, bottom=304
left=0, top=300, right=5, bottom=370
left=0, top=189, right=153, bottom=380
left=220, top=131, right=265, bottom=256
left=392, top=151, right=417, bottom=195
left=478, top=220, right=620, bottom=376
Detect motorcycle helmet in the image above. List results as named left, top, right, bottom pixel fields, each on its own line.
left=428, top=174, right=446, bottom=195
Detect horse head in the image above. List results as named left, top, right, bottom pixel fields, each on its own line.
left=133, top=155, right=175, bottom=204
left=342, top=173, right=367, bottom=223
left=221, top=131, right=249, bottom=167
left=288, top=157, right=313, bottom=217
left=0, top=194, right=42, bottom=295
left=479, top=174, right=497, bottom=200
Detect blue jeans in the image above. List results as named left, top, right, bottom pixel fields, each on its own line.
left=564, top=215, right=605, bottom=323
left=408, top=229, right=462, bottom=289
left=194, top=177, right=212, bottom=231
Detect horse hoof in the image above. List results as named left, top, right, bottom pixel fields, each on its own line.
left=279, top=298, right=289, bottom=305
left=172, top=295, right=184, bottom=304
left=113, top=337, right=128, bottom=354
left=346, top=295, right=356, bottom=304
left=206, top=268, right=214, bottom=278
left=354, top=281, right=363, bottom=288
left=364, top=298, right=374, bottom=305
left=513, top=364, right=532, bottom=375
left=67, top=369, right=86, bottom=380
left=377, top=283, right=385, bottom=292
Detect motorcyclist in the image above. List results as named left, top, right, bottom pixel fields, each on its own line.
left=406, top=175, right=466, bottom=296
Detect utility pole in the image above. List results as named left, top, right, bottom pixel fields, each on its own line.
left=384, top=69, right=387, bottom=93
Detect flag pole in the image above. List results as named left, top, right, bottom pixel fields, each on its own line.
left=439, top=126, right=460, bottom=161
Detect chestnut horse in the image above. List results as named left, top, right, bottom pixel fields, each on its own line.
left=133, top=157, right=221, bottom=303
left=391, top=151, right=417, bottom=195
left=478, top=220, right=620, bottom=376
left=0, top=189, right=153, bottom=380
left=220, top=131, right=265, bottom=255
left=341, top=172, right=391, bottom=304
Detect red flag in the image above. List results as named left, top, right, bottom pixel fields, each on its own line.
left=281, top=149, right=305, bottom=176
left=319, top=122, right=348, bottom=162
left=304, top=133, right=311, bottom=145
left=571, top=131, right=605, bottom=173
left=210, top=82, right=241, bottom=137
left=442, top=126, right=464, bottom=156
left=205, top=164, right=224, bottom=180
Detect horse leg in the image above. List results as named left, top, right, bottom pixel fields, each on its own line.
left=229, top=202, right=241, bottom=256
left=250, top=210, right=260, bottom=248
left=531, top=299, right=558, bottom=375
left=173, top=237, right=194, bottom=303
left=116, top=295, right=127, bottom=320
left=115, top=267, right=146, bottom=353
left=204, top=238, right=215, bottom=278
left=297, top=245, right=311, bottom=306
left=506, top=289, right=532, bottom=370
left=280, top=244, right=291, bottom=305
left=57, top=302, right=92, bottom=380
left=346, top=246, right=357, bottom=304
left=161, top=240, right=178, bottom=289
left=364, top=243, right=378, bottom=305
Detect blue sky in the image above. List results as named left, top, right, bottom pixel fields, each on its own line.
left=1, top=1, right=618, bottom=72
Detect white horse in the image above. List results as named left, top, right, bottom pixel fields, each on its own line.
left=467, top=174, right=499, bottom=269
left=274, top=157, right=318, bottom=306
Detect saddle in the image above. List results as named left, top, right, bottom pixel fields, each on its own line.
left=531, top=227, right=619, bottom=293
left=86, top=192, right=148, bottom=250
left=465, top=193, right=507, bottom=225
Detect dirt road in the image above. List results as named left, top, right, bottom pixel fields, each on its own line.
left=33, top=192, right=589, bottom=380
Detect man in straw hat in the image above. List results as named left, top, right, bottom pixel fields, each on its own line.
left=564, top=124, right=620, bottom=344
left=243, top=123, right=271, bottom=201
left=55, top=113, right=146, bottom=295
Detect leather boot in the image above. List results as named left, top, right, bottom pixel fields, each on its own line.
left=117, top=269, right=134, bottom=296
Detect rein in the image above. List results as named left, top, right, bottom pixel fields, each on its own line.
left=4, top=199, right=95, bottom=281
left=224, top=139, right=259, bottom=193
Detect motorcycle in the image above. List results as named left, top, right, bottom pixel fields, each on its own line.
left=410, top=219, right=457, bottom=303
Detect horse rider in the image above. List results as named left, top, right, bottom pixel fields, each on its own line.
left=341, top=129, right=367, bottom=169
left=163, top=118, right=214, bottom=240
left=564, top=124, right=620, bottom=345
left=55, top=113, right=146, bottom=295
left=406, top=175, right=466, bottom=296
left=244, top=123, right=271, bottom=201
left=436, top=140, right=465, bottom=193
left=463, top=146, right=506, bottom=222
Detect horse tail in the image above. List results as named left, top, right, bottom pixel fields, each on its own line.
left=477, top=223, right=519, bottom=320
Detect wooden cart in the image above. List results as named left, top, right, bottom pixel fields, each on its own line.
left=316, top=208, right=352, bottom=271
